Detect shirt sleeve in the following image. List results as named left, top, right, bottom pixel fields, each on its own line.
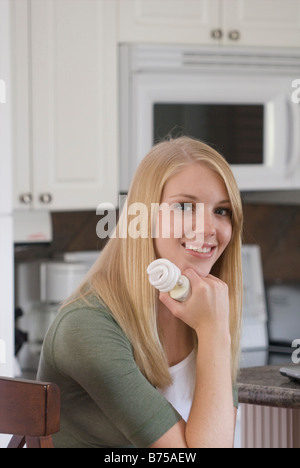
left=51, top=306, right=182, bottom=448
left=233, top=383, right=239, bottom=408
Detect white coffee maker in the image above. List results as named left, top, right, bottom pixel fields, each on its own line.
left=15, top=252, right=99, bottom=377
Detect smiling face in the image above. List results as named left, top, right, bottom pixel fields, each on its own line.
left=154, top=162, right=233, bottom=278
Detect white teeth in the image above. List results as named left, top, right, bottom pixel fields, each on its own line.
left=185, top=245, right=212, bottom=253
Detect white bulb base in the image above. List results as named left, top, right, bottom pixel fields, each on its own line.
left=169, top=275, right=190, bottom=302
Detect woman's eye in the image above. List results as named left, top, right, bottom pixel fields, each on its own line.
left=215, top=207, right=232, bottom=217
left=173, top=203, right=193, bottom=212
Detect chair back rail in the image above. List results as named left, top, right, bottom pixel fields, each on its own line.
left=0, top=377, right=60, bottom=448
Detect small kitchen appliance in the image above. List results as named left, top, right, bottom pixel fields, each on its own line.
left=120, top=44, right=300, bottom=192
left=267, top=283, right=300, bottom=364
left=16, top=254, right=99, bottom=377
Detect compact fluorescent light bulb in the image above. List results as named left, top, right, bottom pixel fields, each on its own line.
left=147, top=259, right=191, bottom=302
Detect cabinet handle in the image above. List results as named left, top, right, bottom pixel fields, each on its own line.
left=39, top=193, right=53, bottom=204
left=19, top=193, right=32, bottom=205
left=228, top=30, right=241, bottom=41
left=211, top=29, right=223, bottom=40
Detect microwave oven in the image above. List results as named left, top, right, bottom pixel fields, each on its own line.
left=119, top=45, right=300, bottom=192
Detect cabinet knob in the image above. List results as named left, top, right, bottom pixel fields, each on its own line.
left=39, top=193, right=53, bottom=204
left=19, top=193, right=32, bottom=205
left=228, top=30, right=241, bottom=41
left=211, top=29, right=223, bottom=40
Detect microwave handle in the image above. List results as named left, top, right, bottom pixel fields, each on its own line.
left=286, top=97, right=300, bottom=177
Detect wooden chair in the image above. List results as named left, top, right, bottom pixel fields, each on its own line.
left=0, top=377, right=60, bottom=448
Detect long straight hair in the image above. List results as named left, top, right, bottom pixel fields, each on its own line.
left=66, top=137, right=243, bottom=389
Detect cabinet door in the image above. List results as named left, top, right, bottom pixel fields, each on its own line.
left=222, top=0, right=300, bottom=47
left=30, top=0, right=118, bottom=211
left=0, top=0, right=12, bottom=216
left=11, top=0, right=32, bottom=210
left=118, top=0, right=221, bottom=45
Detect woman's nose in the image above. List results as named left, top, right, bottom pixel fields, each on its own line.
left=204, top=211, right=217, bottom=238
left=188, top=206, right=216, bottom=242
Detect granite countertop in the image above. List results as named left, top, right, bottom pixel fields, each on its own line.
left=238, top=365, right=300, bottom=409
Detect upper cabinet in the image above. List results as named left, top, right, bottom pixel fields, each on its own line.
left=222, top=0, right=300, bottom=47
left=12, top=0, right=118, bottom=211
left=118, top=0, right=300, bottom=48
left=11, top=0, right=300, bottom=211
left=118, top=0, right=221, bottom=45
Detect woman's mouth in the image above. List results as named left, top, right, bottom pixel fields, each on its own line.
left=183, top=243, right=217, bottom=258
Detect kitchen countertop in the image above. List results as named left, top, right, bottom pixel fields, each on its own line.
left=238, top=365, right=300, bottom=409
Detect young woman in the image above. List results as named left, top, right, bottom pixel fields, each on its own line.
left=37, top=137, right=243, bottom=448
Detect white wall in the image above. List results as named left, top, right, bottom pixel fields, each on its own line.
left=0, top=0, right=14, bottom=372
left=0, top=0, right=14, bottom=447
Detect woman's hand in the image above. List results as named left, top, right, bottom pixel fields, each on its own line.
left=159, top=269, right=230, bottom=339
left=157, top=269, right=235, bottom=448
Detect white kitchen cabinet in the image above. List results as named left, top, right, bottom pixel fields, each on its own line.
left=118, top=0, right=300, bottom=48
left=222, top=0, right=300, bottom=47
left=11, top=0, right=31, bottom=210
left=118, top=0, right=221, bottom=45
left=12, top=0, right=119, bottom=211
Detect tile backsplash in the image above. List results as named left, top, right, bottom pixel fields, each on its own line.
left=15, top=203, right=300, bottom=283
left=243, top=203, right=300, bottom=283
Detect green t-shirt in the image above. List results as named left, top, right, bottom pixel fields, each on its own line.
left=37, top=294, right=238, bottom=448
left=37, top=295, right=182, bottom=448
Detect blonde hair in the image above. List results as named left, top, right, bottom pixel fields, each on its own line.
left=67, top=137, right=243, bottom=389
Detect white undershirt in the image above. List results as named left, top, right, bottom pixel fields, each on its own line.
left=158, top=350, right=196, bottom=422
